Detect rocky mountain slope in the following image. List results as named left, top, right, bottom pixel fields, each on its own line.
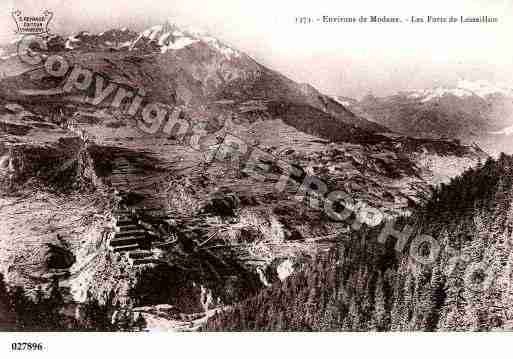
left=0, top=23, right=384, bottom=133
left=0, top=23, right=488, bottom=330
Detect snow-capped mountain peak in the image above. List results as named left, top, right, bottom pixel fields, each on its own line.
left=134, top=22, right=241, bottom=59
left=65, top=35, right=80, bottom=50
left=62, top=27, right=139, bottom=51
left=406, top=80, right=513, bottom=102
left=457, top=79, right=513, bottom=98
left=490, top=124, right=513, bottom=136
left=2, top=22, right=242, bottom=61
left=407, top=87, right=475, bottom=102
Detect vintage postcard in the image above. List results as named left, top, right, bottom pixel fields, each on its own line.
left=0, top=0, right=512, bottom=357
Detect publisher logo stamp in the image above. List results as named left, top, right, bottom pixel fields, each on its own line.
left=11, top=10, right=53, bottom=35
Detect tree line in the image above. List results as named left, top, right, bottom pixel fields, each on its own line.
left=204, top=153, right=513, bottom=331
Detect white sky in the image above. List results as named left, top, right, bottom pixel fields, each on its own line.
left=3, top=0, right=513, bottom=98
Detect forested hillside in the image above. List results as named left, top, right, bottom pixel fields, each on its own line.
left=204, top=154, right=513, bottom=331
left=0, top=273, right=121, bottom=331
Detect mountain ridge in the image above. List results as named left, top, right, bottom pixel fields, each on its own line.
left=0, top=22, right=492, bottom=331
left=339, top=80, right=513, bottom=154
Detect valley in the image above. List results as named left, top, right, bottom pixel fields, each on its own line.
left=0, top=21, right=498, bottom=332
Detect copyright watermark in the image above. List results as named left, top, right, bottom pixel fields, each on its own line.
left=15, top=33, right=498, bottom=292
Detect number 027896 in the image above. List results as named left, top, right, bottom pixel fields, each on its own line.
left=11, top=342, right=44, bottom=351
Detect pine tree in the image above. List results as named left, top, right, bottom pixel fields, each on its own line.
left=0, top=273, right=15, bottom=329
left=12, top=286, right=30, bottom=330
left=45, top=279, right=65, bottom=330
left=371, top=273, right=388, bottom=331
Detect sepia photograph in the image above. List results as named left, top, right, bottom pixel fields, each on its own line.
left=0, top=0, right=512, bottom=357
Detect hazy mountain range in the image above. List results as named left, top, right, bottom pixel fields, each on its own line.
left=339, top=80, right=513, bottom=155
